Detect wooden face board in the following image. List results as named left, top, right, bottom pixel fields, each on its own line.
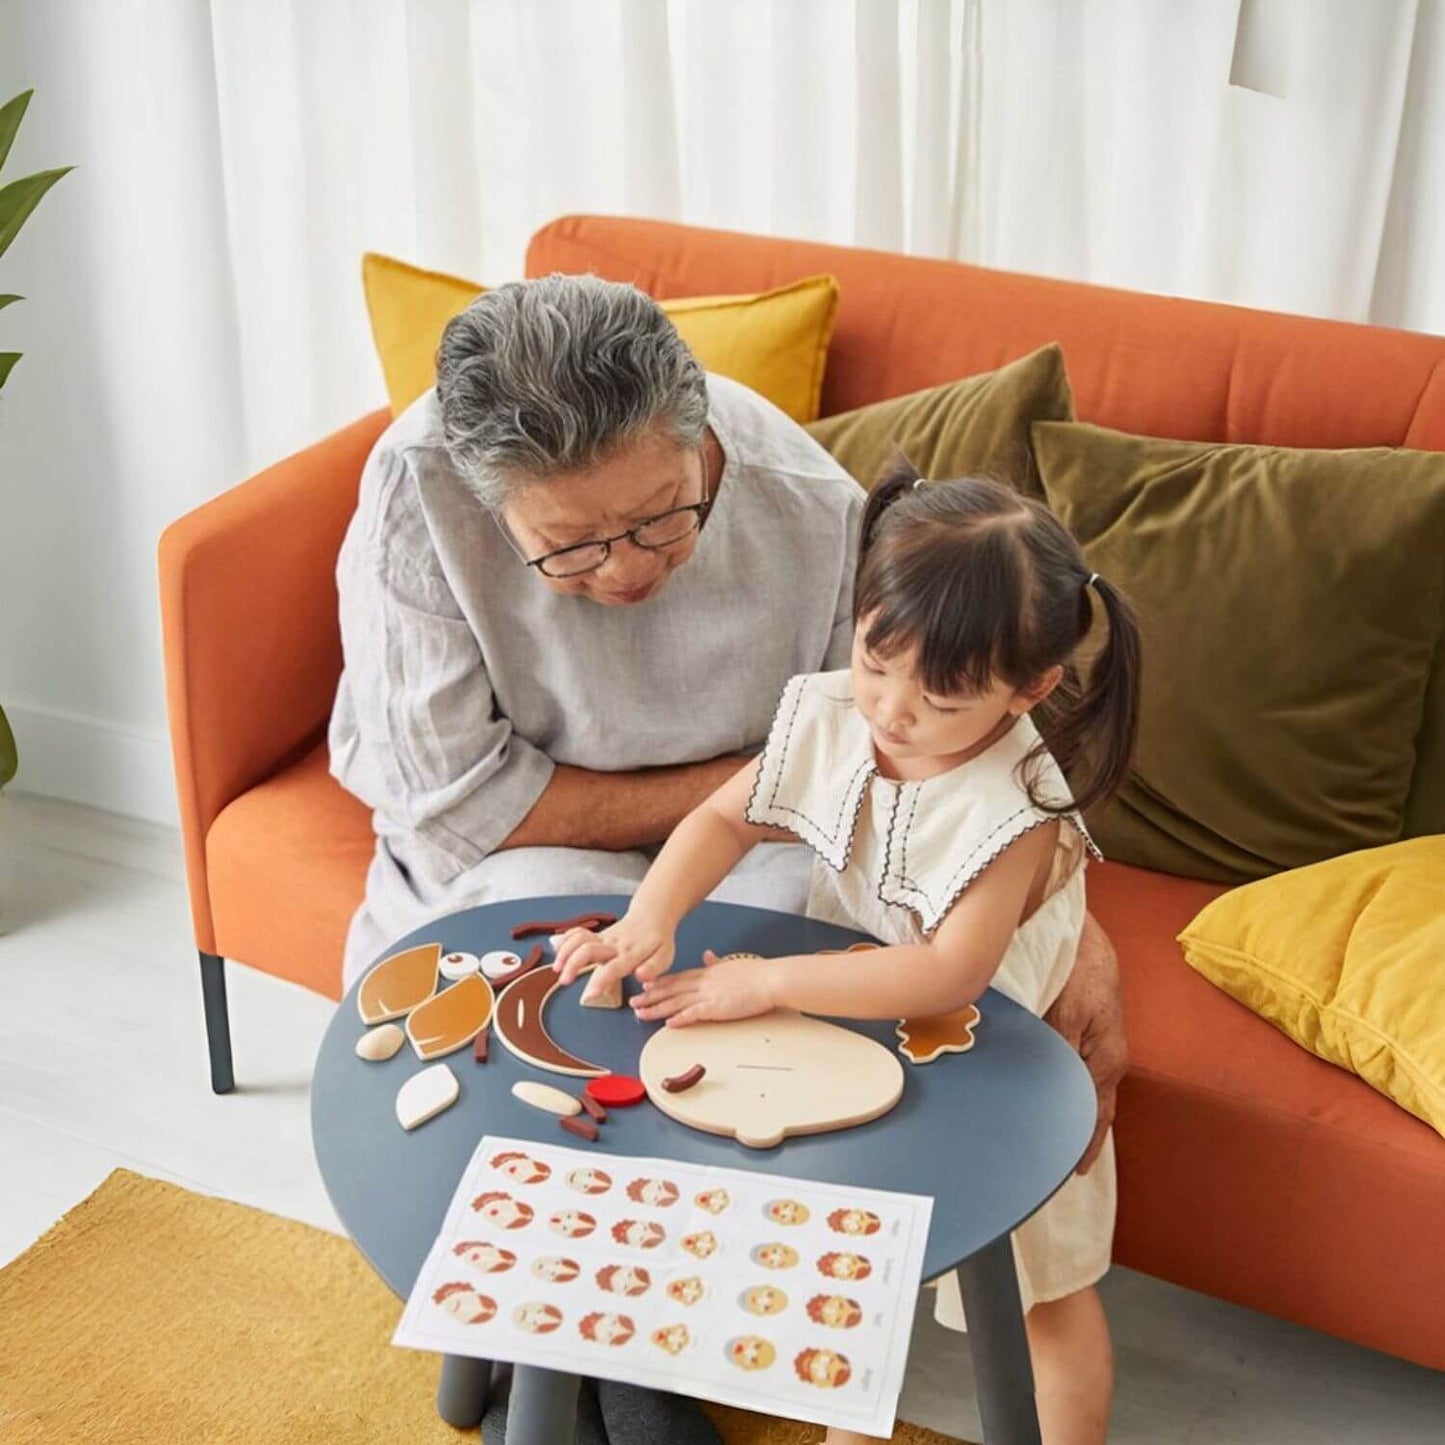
left=638, top=1010, right=904, bottom=1149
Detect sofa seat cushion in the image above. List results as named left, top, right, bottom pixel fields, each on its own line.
left=206, top=742, right=373, bottom=999
left=1090, top=859, right=1445, bottom=1369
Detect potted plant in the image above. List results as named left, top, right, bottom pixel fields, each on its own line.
left=0, top=89, right=72, bottom=789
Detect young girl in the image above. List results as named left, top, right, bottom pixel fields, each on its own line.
left=556, top=465, right=1141, bottom=1445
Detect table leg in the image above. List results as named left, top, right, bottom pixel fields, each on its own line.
left=436, top=1353, right=492, bottom=1428
left=507, top=1364, right=582, bottom=1445
left=956, top=1235, right=1042, bottom=1445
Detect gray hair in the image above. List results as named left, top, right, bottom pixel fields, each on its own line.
left=435, top=273, right=709, bottom=508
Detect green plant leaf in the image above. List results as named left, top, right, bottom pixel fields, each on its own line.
left=0, top=703, right=16, bottom=789
left=0, top=294, right=22, bottom=310
left=0, top=166, right=72, bottom=262
left=0, top=353, right=20, bottom=388
left=0, top=90, right=33, bottom=175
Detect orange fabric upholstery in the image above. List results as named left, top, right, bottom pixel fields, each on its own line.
left=159, top=410, right=387, bottom=954
left=526, top=216, right=1445, bottom=450
left=1090, top=862, right=1445, bottom=1369
left=206, top=743, right=373, bottom=998
left=159, top=217, right=1445, bottom=1369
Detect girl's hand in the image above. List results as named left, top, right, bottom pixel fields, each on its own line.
left=552, top=911, right=676, bottom=993
left=629, top=950, right=779, bottom=1027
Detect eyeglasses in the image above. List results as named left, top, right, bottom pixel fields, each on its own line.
left=515, top=457, right=715, bottom=578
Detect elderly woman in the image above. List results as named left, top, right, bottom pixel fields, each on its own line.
left=329, top=277, right=1127, bottom=1439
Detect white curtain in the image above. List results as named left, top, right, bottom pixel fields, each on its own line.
left=2, top=0, right=1444, bottom=824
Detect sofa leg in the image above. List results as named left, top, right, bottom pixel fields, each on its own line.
left=199, top=951, right=235, bottom=1094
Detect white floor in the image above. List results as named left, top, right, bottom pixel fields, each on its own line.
left=2, top=791, right=1442, bottom=1444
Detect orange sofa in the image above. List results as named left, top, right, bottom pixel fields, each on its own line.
left=159, top=215, right=1445, bottom=1373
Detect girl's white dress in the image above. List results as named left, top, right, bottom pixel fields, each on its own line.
left=744, top=670, right=1116, bottom=1328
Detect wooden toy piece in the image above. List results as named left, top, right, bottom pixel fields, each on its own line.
left=440, top=950, right=480, bottom=982
left=511, top=911, right=617, bottom=940
left=579, top=966, right=624, bottom=1010
left=479, top=950, right=522, bottom=981
left=406, top=974, right=495, bottom=1061
left=356, top=1023, right=405, bottom=1061
left=357, top=941, right=441, bottom=1024
left=473, top=1027, right=489, bottom=1063
left=579, top=1091, right=607, bottom=1123
left=585, top=1075, right=647, bottom=1108
left=513, top=1080, right=583, bottom=1117
left=489, top=943, right=545, bottom=989
left=662, top=1064, right=706, bottom=1093
left=896, top=1004, right=982, bottom=1064
left=396, top=1063, right=460, bottom=1130
left=561, top=1115, right=599, bottom=1143
left=492, top=966, right=608, bottom=1078
left=639, top=1008, right=903, bottom=1149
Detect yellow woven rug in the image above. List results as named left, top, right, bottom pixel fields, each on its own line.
left=0, top=1171, right=966, bottom=1444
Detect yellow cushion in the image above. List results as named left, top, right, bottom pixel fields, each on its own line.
left=362, top=252, right=839, bottom=423
left=1178, top=837, right=1445, bottom=1136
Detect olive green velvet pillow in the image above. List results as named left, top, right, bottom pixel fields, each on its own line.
left=1033, top=421, right=1445, bottom=885
left=806, top=344, right=1073, bottom=496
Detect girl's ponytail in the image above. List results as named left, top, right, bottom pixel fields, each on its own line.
left=1043, top=573, right=1142, bottom=816
left=858, top=454, right=922, bottom=570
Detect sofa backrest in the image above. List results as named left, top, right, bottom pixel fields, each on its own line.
left=526, top=215, right=1445, bottom=837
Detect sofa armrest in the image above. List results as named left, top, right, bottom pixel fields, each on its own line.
left=158, top=410, right=389, bottom=952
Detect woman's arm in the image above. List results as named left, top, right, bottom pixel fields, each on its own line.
left=632, top=823, right=1058, bottom=1026
left=553, top=758, right=782, bottom=985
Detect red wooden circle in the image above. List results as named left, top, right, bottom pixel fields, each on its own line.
left=585, top=1075, right=647, bottom=1107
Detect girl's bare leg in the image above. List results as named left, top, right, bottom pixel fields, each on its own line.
left=1025, top=1285, right=1113, bottom=1445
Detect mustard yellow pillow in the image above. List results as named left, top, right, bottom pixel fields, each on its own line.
left=362, top=252, right=839, bottom=423
left=1178, top=837, right=1445, bottom=1137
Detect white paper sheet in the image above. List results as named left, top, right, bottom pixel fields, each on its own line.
left=393, top=1135, right=933, bottom=1436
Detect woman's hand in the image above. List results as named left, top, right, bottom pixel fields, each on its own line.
left=1044, top=911, right=1128, bottom=1175
left=552, top=910, right=677, bottom=994
left=629, top=949, right=779, bottom=1027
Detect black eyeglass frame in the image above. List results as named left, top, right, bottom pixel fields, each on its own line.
left=521, top=497, right=714, bottom=579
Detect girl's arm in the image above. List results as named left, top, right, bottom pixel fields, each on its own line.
left=554, top=757, right=784, bottom=985
left=632, top=822, right=1058, bottom=1027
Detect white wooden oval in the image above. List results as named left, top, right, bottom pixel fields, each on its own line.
left=511, top=1080, right=582, bottom=1117
left=639, top=1009, right=903, bottom=1149
left=480, top=950, right=522, bottom=980
left=440, top=950, right=480, bottom=981
left=395, top=1063, right=460, bottom=1131
left=356, top=1023, right=405, bottom=1061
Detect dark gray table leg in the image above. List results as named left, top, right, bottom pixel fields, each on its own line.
left=436, top=1353, right=492, bottom=1428
left=956, top=1235, right=1042, bottom=1445
left=507, top=1364, right=581, bottom=1445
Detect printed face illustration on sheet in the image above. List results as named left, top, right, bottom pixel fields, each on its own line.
left=764, top=1198, right=810, bottom=1226
left=795, top=1347, right=853, bottom=1388
left=596, top=1263, right=652, bottom=1297
left=491, top=1150, right=552, bottom=1185
left=471, top=1192, right=534, bottom=1229
left=666, top=1274, right=707, bottom=1306
left=513, top=1301, right=564, bottom=1334
left=529, top=1255, right=581, bottom=1284
left=433, top=1282, right=497, bottom=1324
left=611, top=1218, right=666, bottom=1249
left=694, top=1188, right=731, bottom=1215
left=808, top=1294, right=864, bottom=1329
left=727, top=1335, right=778, bottom=1371
left=453, top=1241, right=517, bottom=1274
left=579, top=1311, right=636, bottom=1346
left=651, top=1323, right=691, bottom=1355
left=827, top=1207, right=881, bottom=1236
left=817, top=1251, right=872, bottom=1281
left=681, top=1230, right=718, bottom=1259
left=566, top=1167, right=612, bottom=1195
left=752, top=1242, right=800, bottom=1270
left=740, top=1284, right=789, bottom=1317
left=625, top=1177, right=680, bottom=1208
left=548, top=1209, right=597, bottom=1238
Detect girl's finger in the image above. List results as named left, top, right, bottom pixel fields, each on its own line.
left=701, top=949, right=721, bottom=967
left=631, top=987, right=697, bottom=1021
left=665, top=1004, right=710, bottom=1028
left=557, top=939, right=612, bottom=982
left=634, top=954, right=672, bottom=983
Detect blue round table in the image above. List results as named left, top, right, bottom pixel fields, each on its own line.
left=313, top=896, right=1096, bottom=1445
